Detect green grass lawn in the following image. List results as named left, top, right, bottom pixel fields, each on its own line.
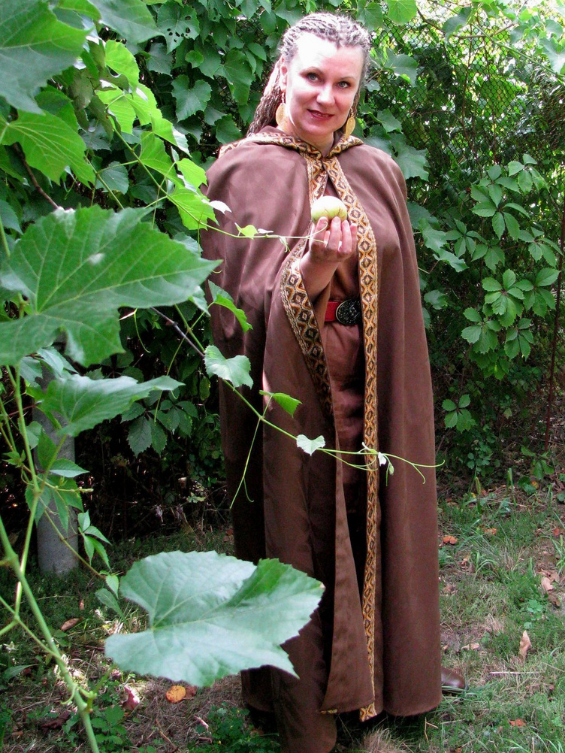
left=1, top=483, right=565, bottom=753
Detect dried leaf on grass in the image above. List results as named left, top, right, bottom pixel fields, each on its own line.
left=60, top=618, right=80, bottom=632
left=38, top=709, right=71, bottom=729
left=166, top=685, right=187, bottom=703
left=519, top=630, right=532, bottom=661
left=541, top=576, right=554, bottom=592
left=509, top=719, right=526, bottom=727
left=442, top=535, right=458, bottom=545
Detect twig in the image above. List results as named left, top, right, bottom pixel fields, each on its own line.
left=15, top=146, right=61, bottom=210
left=151, top=308, right=205, bottom=359
left=155, top=720, right=179, bottom=751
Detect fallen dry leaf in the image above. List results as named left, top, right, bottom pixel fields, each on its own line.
left=483, top=527, right=497, bottom=536
left=60, top=618, right=80, bottom=632
left=461, top=642, right=480, bottom=651
left=552, top=527, right=563, bottom=537
left=185, top=685, right=197, bottom=699
left=519, top=630, right=532, bottom=661
left=548, top=593, right=561, bottom=608
left=541, top=576, right=554, bottom=592
left=39, top=710, right=71, bottom=730
left=442, top=535, right=458, bottom=545
left=550, top=571, right=560, bottom=583
left=509, top=719, right=526, bottom=727
left=122, top=685, right=140, bottom=711
left=166, top=685, right=187, bottom=703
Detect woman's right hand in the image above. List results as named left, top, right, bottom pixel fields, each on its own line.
left=300, top=216, right=358, bottom=302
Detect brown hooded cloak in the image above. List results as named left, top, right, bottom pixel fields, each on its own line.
left=201, top=128, right=441, bottom=753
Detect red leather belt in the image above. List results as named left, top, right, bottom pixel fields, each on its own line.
left=324, top=298, right=362, bottom=325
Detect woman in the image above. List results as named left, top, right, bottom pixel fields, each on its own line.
left=202, top=13, right=463, bottom=753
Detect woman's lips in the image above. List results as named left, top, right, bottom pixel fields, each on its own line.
left=308, top=110, right=333, bottom=120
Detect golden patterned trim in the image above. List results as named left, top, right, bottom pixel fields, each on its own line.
left=280, top=246, right=334, bottom=418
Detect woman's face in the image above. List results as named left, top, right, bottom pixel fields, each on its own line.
left=279, top=34, right=364, bottom=155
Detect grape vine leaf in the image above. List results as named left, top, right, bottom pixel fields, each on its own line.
left=39, top=375, right=182, bottom=436
left=89, top=0, right=158, bottom=44
left=0, top=0, right=88, bottom=114
left=0, top=207, right=217, bottom=366
left=204, top=345, right=253, bottom=388
left=105, top=551, right=323, bottom=686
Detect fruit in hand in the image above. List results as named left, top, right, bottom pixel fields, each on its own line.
left=311, top=196, right=347, bottom=222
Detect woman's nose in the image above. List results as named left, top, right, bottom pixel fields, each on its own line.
left=317, top=84, right=334, bottom=105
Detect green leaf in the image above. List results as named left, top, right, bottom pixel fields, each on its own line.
left=104, top=40, right=139, bottom=88
left=492, top=212, right=505, bottom=239
left=473, top=203, right=496, bottom=218
left=461, top=325, right=481, bottom=344
left=208, top=281, right=252, bottom=333
left=50, top=459, right=88, bottom=478
left=421, top=226, right=448, bottom=253
left=296, top=434, right=326, bottom=455
left=385, top=53, right=418, bottom=85
left=517, top=169, right=533, bottom=193
left=39, top=375, right=181, bottom=437
left=394, top=144, right=428, bottom=180
left=535, top=268, right=559, bottom=287
left=377, top=109, right=402, bottom=133
left=442, top=399, right=457, bottom=411
left=97, top=162, right=129, bottom=194
left=386, top=0, right=417, bottom=25
left=359, top=1, right=384, bottom=29
left=147, top=43, right=172, bottom=76
left=89, top=0, right=157, bottom=43
left=138, top=131, right=176, bottom=180
left=128, top=416, right=152, bottom=455
left=434, top=248, right=467, bottom=272
left=105, top=551, right=323, bottom=685
left=459, top=394, right=471, bottom=408
left=204, top=345, right=253, bottom=388
left=260, top=391, right=301, bottom=416
left=0, top=207, right=217, bottom=366
left=502, top=269, right=516, bottom=289
left=442, top=6, right=472, bottom=38
left=224, top=49, right=253, bottom=104
left=507, top=161, right=523, bottom=176
left=503, top=212, right=520, bottom=240
left=487, top=184, right=503, bottom=207
left=482, top=277, right=502, bottom=292
left=484, top=245, right=505, bottom=271
left=157, top=3, right=199, bottom=52
left=0, top=0, right=87, bottom=114
left=2, top=111, right=95, bottom=184
left=215, top=116, right=242, bottom=144
left=464, top=308, right=481, bottom=323
left=172, top=77, right=212, bottom=120
left=541, top=36, right=565, bottom=75
left=96, top=588, right=124, bottom=618
left=0, top=200, right=21, bottom=234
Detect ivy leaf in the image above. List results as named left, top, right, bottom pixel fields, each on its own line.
left=157, top=3, right=199, bottom=52
left=215, top=116, right=242, bottom=144
left=541, top=37, right=565, bottom=75
left=2, top=111, right=95, bottom=184
left=105, top=551, right=323, bottom=686
left=208, top=282, right=252, bottom=333
left=492, top=212, right=505, bottom=239
left=0, top=207, right=217, bottom=366
left=386, top=0, right=417, bottom=25
left=296, top=434, right=326, bottom=455
left=443, top=7, right=472, bottom=39
left=104, top=40, right=139, bottom=88
left=385, top=53, right=419, bottom=85
left=421, top=226, right=448, bottom=253
left=204, top=345, right=253, bottom=388
left=39, top=374, right=182, bottom=436
left=377, top=109, right=402, bottom=133
left=0, top=0, right=87, bottom=114
left=260, top=391, right=301, bottom=416
left=503, top=212, right=520, bottom=240
left=394, top=144, right=428, bottom=180
left=535, top=268, right=559, bottom=287
left=224, top=50, right=253, bottom=104
left=89, top=0, right=158, bottom=44
left=147, top=43, right=173, bottom=76
left=172, top=77, right=212, bottom=120
left=96, top=162, right=129, bottom=194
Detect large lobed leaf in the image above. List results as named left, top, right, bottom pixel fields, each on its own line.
left=0, top=0, right=88, bottom=114
left=105, top=551, right=323, bottom=686
left=0, top=207, right=217, bottom=366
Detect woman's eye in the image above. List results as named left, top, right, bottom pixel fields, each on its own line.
left=337, top=81, right=351, bottom=89
left=306, top=72, right=318, bottom=81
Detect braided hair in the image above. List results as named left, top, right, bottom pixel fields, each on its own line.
left=248, top=12, right=372, bottom=135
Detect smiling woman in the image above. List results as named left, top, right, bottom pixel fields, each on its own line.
left=202, top=11, right=463, bottom=753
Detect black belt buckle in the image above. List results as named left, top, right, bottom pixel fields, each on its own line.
left=335, top=298, right=362, bottom=325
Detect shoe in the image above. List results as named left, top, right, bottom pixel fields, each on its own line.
left=441, top=666, right=466, bottom=693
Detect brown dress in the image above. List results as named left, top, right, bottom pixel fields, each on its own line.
left=201, top=127, right=441, bottom=753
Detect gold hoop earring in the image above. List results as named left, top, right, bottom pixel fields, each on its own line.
left=276, top=93, right=286, bottom=127
left=276, top=102, right=286, bottom=127
left=344, top=114, right=356, bottom=138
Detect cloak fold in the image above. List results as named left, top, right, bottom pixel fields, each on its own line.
left=201, top=128, right=441, bottom=752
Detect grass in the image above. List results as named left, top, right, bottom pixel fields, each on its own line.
left=2, top=481, right=565, bottom=753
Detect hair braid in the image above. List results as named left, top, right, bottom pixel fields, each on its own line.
left=248, top=12, right=371, bottom=135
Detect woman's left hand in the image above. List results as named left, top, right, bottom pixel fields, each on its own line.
left=300, top=216, right=358, bottom=302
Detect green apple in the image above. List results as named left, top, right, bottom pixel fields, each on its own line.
left=311, top=196, right=348, bottom=223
